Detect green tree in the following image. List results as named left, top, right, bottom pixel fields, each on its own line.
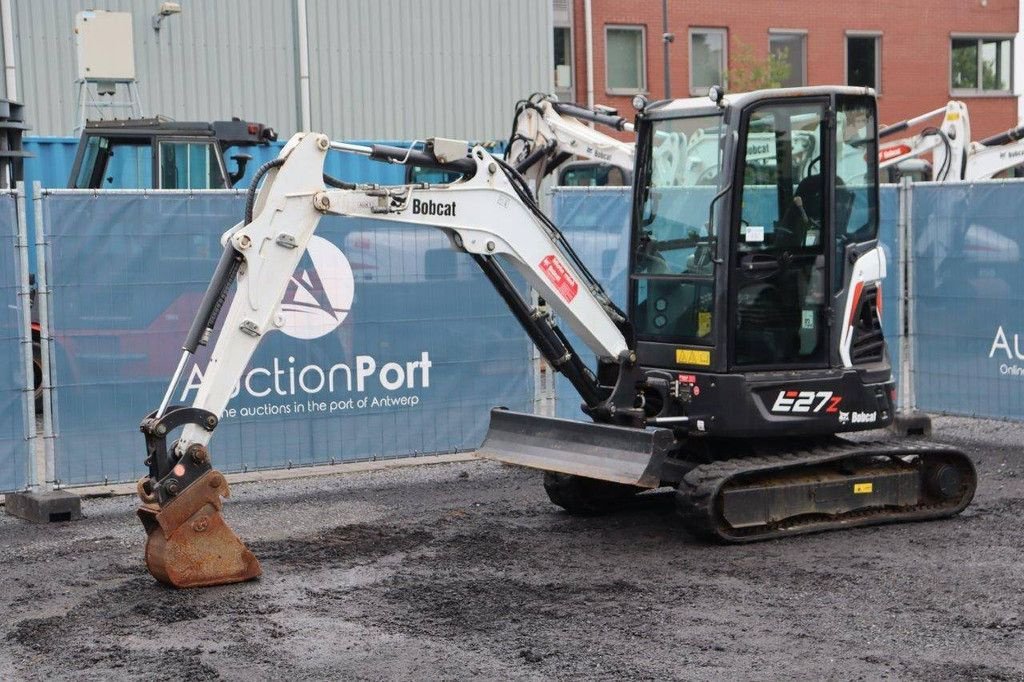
left=729, top=40, right=791, bottom=92
left=951, top=42, right=978, bottom=89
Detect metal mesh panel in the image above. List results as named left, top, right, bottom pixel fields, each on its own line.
left=44, top=191, right=532, bottom=486
left=910, top=180, right=1024, bottom=418
left=0, top=191, right=29, bottom=492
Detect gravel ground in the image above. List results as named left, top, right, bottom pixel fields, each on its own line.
left=0, top=415, right=1022, bottom=681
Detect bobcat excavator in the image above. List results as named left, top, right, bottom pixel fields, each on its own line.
left=878, top=100, right=1024, bottom=182
left=136, top=86, right=976, bottom=588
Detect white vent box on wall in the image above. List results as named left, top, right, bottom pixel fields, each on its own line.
left=74, top=10, right=135, bottom=81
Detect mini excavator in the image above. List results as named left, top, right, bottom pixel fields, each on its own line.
left=136, top=86, right=975, bottom=587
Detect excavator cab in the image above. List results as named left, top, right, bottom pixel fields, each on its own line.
left=631, top=91, right=882, bottom=383
left=69, top=117, right=277, bottom=190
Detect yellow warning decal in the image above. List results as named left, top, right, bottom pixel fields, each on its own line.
left=676, top=348, right=711, bottom=366
left=853, top=482, right=873, bottom=494
left=698, top=311, right=712, bottom=337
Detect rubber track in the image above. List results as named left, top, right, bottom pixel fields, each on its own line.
left=676, top=439, right=977, bottom=542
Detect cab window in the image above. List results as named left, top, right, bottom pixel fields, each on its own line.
left=74, top=136, right=154, bottom=189
left=159, top=141, right=224, bottom=189
left=631, top=113, right=723, bottom=345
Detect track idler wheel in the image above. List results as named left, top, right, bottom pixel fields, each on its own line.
left=136, top=469, right=261, bottom=588
left=543, top=471, right=642, bottom=514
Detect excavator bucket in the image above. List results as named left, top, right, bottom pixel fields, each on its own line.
left=477, top=408, right=676, bottom=488
left=136, top=470, right=261, bottom=589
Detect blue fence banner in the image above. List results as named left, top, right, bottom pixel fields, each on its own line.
left=44, top=191, right=532, bottom=486
left=910, top=180, right=1024, bottom=419
left=878, top=184, right=900, bottom=381
left=0, top=192, right=30, bottom=492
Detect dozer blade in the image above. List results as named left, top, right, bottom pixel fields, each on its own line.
left=477, top=408, right=676, bottom=488
left=137, top=470, right=261, bottom=588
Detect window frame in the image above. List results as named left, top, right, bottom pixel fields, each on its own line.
left=604, top=24, right=647, bottom=95
left=156, top=138, right=227, bottom=189
left=845, top=31, right=882, bottom=94
left=553, top=25, right=575, bottom=93
left=768, top=29, right=808, bottom=88
left=949, top=33, right=1015, bottom=97
left=688, top=27, right=728, bottom=96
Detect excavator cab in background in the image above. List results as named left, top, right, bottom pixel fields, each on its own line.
left=68, top=117, right=277, bottom=190
left=137, top=86, right=975, bottom=588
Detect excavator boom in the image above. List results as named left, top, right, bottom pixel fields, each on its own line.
left=137, top=132, right=659, bottom=586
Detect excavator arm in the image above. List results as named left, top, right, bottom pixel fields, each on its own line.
left=136, top=132, right=655, bottom=587
left=505, top=93, right=636, bottom=193
left=878, top=101, right=969, bottom=180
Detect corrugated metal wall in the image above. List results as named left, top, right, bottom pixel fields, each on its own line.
left=2, top=0, right=551, bottom=139
left=305, top=0, right=552, bottom=140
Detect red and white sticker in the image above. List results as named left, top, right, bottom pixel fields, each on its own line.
left=771, top=390, right=842, bottom=414
left=539, top=254, right=579, bottom=303
left=879, top=144, right=912, bottom=162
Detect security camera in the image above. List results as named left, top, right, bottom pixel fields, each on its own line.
left=152, top=2, right=182, bottom=30
left=158, top=2, right=182, bottom=16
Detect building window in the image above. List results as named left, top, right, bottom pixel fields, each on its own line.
left=847, top=34, right=880, bottom=91
left=554, top=26, right=573, bottom=90
left=689, top=28, right=727, bottom=95
left=606, top=26, right=646, bottom=94
left=769, top=31, right=806, bottom=88
left=951, top=36, right=1013, bottom=93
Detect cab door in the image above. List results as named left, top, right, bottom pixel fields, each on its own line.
left=729, top=99, right=830, bottom=369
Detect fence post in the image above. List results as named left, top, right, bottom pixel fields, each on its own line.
left=891, top=176, right=930, bottom=437
left=4, top=185, right=81, bottom=522
left=14, top=182, right=40, bottom=491
left=32, top=182, right=58, bottom=488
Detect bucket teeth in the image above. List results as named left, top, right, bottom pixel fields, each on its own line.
left=137, top=469, right=261, bottom=588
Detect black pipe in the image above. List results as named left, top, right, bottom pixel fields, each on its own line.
left=878, top=120, right=909, bottom=139
left=513, top=139, right=557, bottom=175
left=369, top=144, right=476, bottom=176
left=183, top=244, right=243, bottom=352
left=551, top=101, right=630, bottom=131
left=471, top=254, right=604, bottom=407
left=979, top=124, right=1024, bottom=147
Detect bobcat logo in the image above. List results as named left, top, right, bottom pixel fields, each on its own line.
left=279, top=236, right=355, bottom=340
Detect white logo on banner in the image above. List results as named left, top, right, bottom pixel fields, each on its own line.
left=279, top=236, right=355, bottom=340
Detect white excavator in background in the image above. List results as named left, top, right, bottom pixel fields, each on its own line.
left=504, top=93, right=636, bottom=193
left=504, top=92, right=790, bottom=193
left=365, top=95, right=641, bottom=286
left=135, top=86, right=975, bottom=589
left=878, top=101, right=1024, bottom=182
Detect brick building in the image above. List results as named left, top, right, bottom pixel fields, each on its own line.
left=552, top=0, right=1020, bottom=139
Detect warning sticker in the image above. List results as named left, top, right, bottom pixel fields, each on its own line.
left=698, top=311, right=712, bottom=337
left=675, top=348, right=711, bottom=366
left=539, top=254, right=579, bottom=303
